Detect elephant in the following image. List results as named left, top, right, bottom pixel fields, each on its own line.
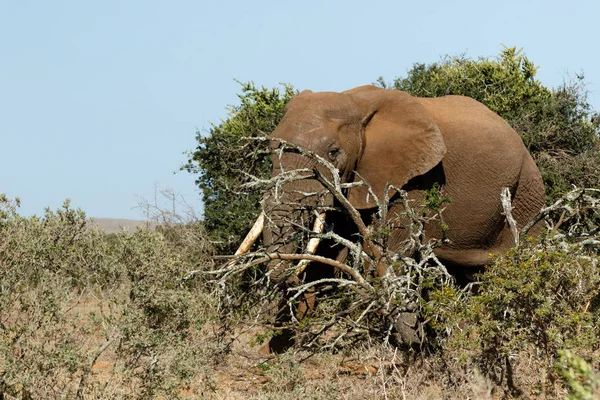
left=237, top=85, right=545, bottom=351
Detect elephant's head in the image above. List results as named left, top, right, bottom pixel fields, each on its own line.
left=261, top=85, right=447, bottom=282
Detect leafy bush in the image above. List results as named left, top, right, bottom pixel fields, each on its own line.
left=182, top=82, right=296, bottom=254
left=422, top=229, right=600, bottom=397
left=1, top=187, right=598, bottom=397
left=556, top=349, right=600, bottom=400
left=0, top=197, right=120, bottom=291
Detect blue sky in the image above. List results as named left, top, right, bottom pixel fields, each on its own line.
left=1, top=0, right=598, bottom=219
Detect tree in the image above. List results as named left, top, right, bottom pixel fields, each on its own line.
left=182, top=82, right=295, bottom=253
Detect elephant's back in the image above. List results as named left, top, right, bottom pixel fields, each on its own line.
left=416, top=96, right=522, bottom=145
left=416, top=95, right=526, bottom=175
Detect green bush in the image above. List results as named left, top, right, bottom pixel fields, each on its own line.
left=0, top=197, right=120, bottom=291
left=556, top=349, right=600, bottom=400
left=425, top=234, right=600, bottom=396
left=185, top=48, right=599, bottom=253
left=182, top=82, right=296, bottom=254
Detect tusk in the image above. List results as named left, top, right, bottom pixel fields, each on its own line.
left=305, top=213, right=326, bottom=254
left=295, top=213, right=326, bottom=275
left=234, top=212, right=265, bottom=255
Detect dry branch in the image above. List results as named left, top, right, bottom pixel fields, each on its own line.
left=501, top=187, right=519, bottom=246
left=198, top=135, right=599, bottom=355
left=520, top=188, right=600, bottom=237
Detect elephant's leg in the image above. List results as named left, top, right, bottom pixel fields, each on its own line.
left=264, top=253, right=341, bottom=353
left=264, top=286, right=318, bottom=353
left=296, top=290, right=317, bottom=320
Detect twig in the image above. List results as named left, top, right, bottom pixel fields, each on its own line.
left=203, top=252, right=372, bottom=290
left=76, top=336, right=118, bottom=400
left=521, top=188, right=600, bottom=237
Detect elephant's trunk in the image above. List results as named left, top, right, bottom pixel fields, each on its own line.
left=262, top=198, right=299, bottom=283
left=262, top=153, right=333, bottom=283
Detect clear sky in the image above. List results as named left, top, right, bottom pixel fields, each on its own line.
left=1, top=0, right=598, bottom=219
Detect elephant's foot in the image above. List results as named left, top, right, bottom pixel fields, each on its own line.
left=392, top=312, right=421, bottom=348
left=258, top=329, right=295, bottom=354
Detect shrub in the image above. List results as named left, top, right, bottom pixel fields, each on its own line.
left=0, top=196, right=218, bottom=399
left=423, top=231, right=600, bottom=397
left=185, top=48, right=599, bottom=254
left=556, top=349, right=600, bottom=400
left=182, top=82, right=296, bottom=254
left=0, top=197, right=118, bottom=397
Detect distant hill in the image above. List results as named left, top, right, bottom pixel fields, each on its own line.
left=90, top=218, right=157, bottom=234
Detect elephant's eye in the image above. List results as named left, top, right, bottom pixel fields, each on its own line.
left=327, top=147, right=340, bottom=161
left=327, top=148, right=340, bottom=161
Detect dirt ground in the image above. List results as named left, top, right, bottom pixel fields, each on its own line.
left=87, top=323, right=493, bottom=400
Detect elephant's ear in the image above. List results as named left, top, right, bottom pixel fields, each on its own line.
left=344, top=86, right=446, bottom=209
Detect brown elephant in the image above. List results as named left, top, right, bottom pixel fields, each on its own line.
left=238, top=85, right=545, bottom=350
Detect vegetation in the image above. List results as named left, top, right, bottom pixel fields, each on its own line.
left=557, top=350, right=600, bottom=400
left=1, top=192, right=598, bottom=398
left=1, top=47, right=599, bottom=398
left=182, top=82, right=296, bottom=254
left=0, top=196, right=219, bottom=399
left=388, top=46, right=600, bottom=201
left=425, top=230, right=600, bottom=396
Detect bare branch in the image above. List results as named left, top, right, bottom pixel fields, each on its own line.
left=208, top=135, right=465, bottom=349
left=521, top=188, right=600, bottom=237
left=501, top=187, right=519, bottom=246
left=203, top=251, right=372, bottom=290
